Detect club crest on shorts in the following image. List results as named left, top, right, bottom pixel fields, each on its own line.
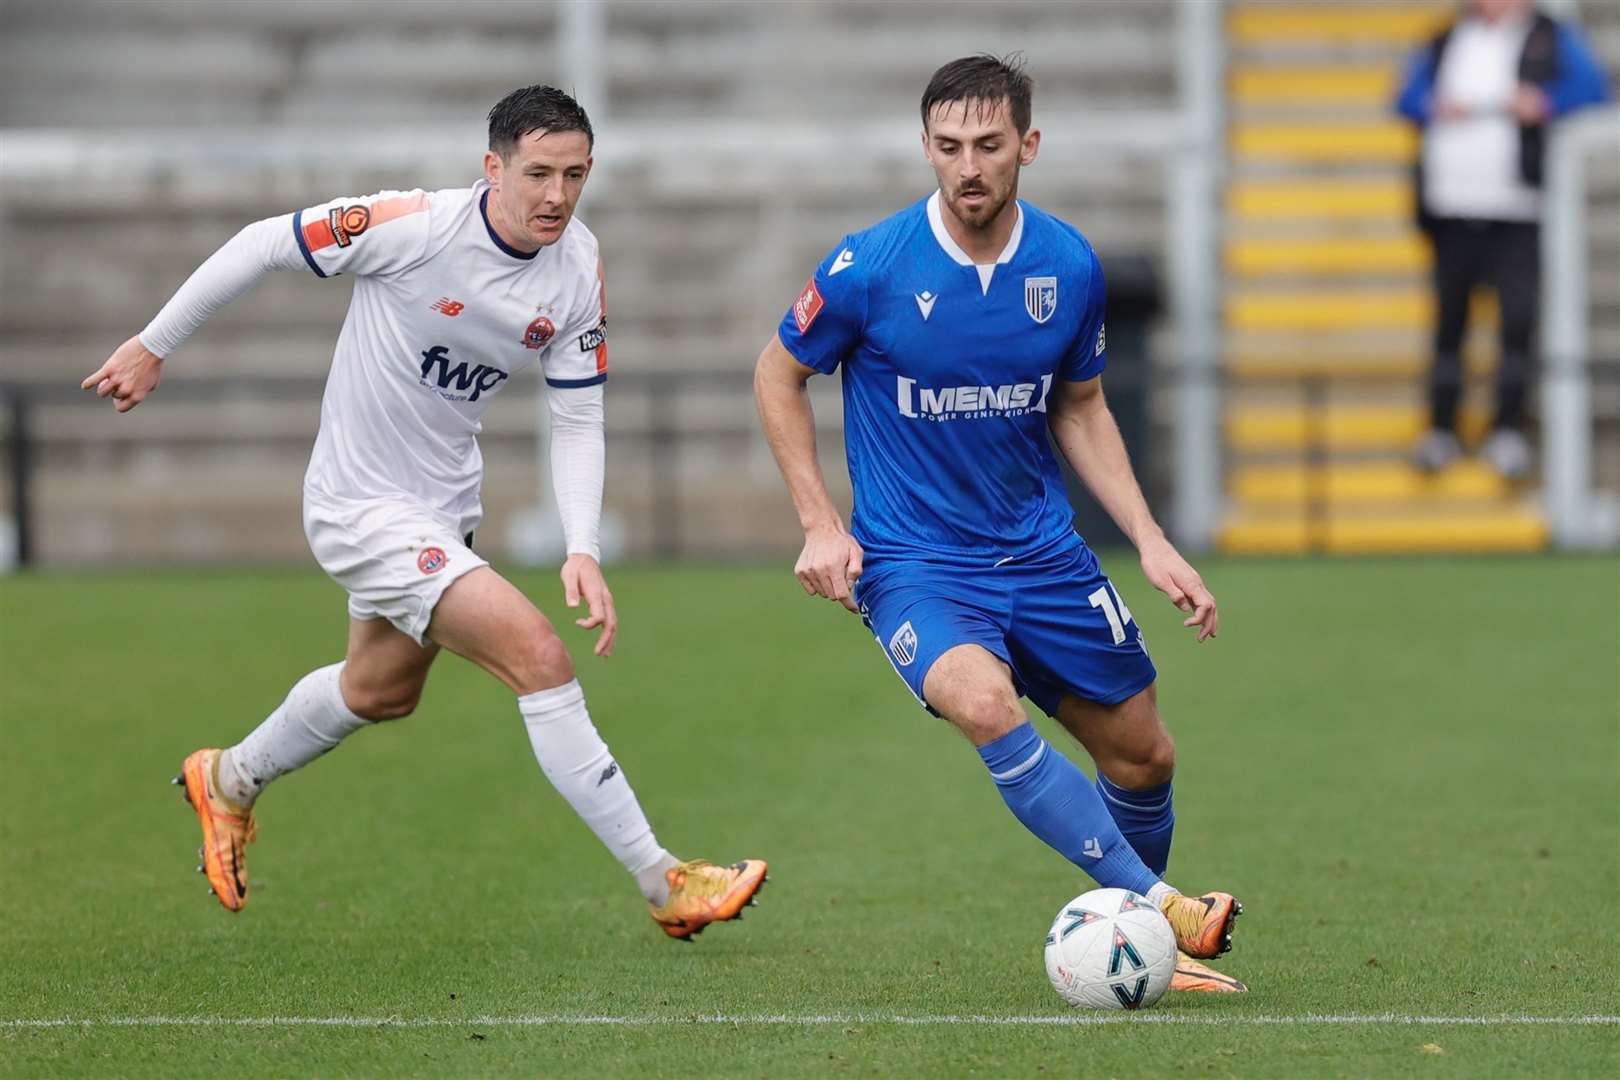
left=417, top=547, right=448, bottom=575
left=888, top=620, right=918, bottom=667
left=1025, top=276, right=1058, bottom=324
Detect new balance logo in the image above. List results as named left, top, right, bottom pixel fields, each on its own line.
left=597, top=762, right=619, bottom=786
left=419, top=345, right=509, bottom=402
left=1082, top=837, right=1103, bottom=859
left=829, top=249, right=855, bottom=275
left=430, top=298, right=465, bottom=316
left=914, top=291, right=936, bottom=320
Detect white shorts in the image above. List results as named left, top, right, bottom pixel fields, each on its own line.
left=304, top=492, right=488, bottom=645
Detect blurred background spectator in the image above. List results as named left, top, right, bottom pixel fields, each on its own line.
left=1397, top=0, right=1609, bottom=478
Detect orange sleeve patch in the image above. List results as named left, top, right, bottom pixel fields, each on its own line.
left=302, top=216, right=338, bottom=252
left=302, top=192, right=429, bottom=253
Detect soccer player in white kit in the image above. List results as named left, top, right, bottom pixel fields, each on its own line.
left=81, top=86, right=766, bottom=939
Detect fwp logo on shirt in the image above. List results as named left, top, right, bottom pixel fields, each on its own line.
left=895, top=374, right=1054, bottom=420
left=419, top=345, right=509, bottom=403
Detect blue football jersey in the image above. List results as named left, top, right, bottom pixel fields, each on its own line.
left=777, top=191, right=1108, bottom=564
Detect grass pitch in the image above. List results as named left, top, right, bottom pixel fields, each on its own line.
left=2, top=556, right=1617, bottom=1077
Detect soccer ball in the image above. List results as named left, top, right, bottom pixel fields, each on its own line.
left=1043, top=887, right=1176, bottom=1009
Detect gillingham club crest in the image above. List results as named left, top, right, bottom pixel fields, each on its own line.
left=1025, top=276, right=1058, bottom=324
left=888, top=620, right=918, bottom=667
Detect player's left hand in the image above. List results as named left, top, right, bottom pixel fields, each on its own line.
left=561, top=554, right=617, bottom=657
left=82, top=335, right=164, bottom=413
left=1139, top=537, right=1218, bottom=642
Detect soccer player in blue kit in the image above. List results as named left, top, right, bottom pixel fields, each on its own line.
left=754, top=56, right=1245, bottom=994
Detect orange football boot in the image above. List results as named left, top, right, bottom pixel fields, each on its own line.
left=174, top=748, right=256, bottom=912
left=1170, top=951, right=1248, bottom=993
left=1160, top=891, right=1241, bottom=959
left=648, top=858, right=768, bottom=940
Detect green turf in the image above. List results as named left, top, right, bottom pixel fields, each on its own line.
left=2, top=557, right=1617, bottom=1078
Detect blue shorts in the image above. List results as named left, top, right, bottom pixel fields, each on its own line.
left=854, top=540, right=1157, bottom=716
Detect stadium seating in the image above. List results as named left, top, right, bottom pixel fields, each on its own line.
left=1219, top=0, right=1620, bottom=554
left=0, top=0, right=1614, bottom=563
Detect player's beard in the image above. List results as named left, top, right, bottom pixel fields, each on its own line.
left=946, top=171, right=1017, bottom=232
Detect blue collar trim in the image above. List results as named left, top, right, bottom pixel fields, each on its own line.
left=480, top=189, right=539, bottom=261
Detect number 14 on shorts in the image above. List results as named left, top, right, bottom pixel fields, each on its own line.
left=1088, top=585, right=1134, bottom=646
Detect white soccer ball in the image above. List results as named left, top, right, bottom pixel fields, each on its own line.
left=1043, top=887, right=1177, bottom=1010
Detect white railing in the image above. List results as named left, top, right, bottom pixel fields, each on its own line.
left=1541, top=103, right=1620, bottom=549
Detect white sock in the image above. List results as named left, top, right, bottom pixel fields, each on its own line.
left=218, top=663, right=371, bottom=807
left=517, top=679, right=675, bottom=904
left=1146, top=881, right=1180, bottom=910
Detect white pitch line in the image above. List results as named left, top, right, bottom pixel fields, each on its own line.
left=4, top=1014, right=1619, bottom=1029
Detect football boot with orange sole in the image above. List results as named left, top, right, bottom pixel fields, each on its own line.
left=1170, top=951, right=1248, bottom=993
left=1160, top=891, right=1241, bottom=960
left=649, top=858, right=768, bottom=940
left=174, top=748, right=256, bottom=912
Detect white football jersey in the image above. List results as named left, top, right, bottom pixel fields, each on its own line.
left=293, top=180, right=606, bottom=536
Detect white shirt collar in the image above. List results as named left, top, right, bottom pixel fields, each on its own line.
left=926, top=190, right=1024, bottom=293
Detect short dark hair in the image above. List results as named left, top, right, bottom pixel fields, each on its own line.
left=920, top=54, right=1033, bottom=134
left=488, top=85, right=594, bottom=157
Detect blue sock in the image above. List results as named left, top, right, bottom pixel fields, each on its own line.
left=1096, top=774, right=1175, bottom=876
left=977, top=722, right=1160, bottom=895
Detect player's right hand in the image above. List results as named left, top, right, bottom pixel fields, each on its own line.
left=795, top=523, right=864, bottom=613
left=82, top=335, right=164, bottom=413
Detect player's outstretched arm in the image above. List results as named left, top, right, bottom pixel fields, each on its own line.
left=548, top=383, right=617, bottom=657
left=79, top=214, right=317, bottom=413
left=753, top=334, right=863, bottom=612
left=1048, top=376, right=1218, bottom=641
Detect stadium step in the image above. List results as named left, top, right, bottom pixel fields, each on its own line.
left=1227, top=287, right=1430, bottom=331
left=1229, top=5, right=1449, bottom=46
left=1226, top=235, right=1430, bottom=277
left=1225, top=403, right=1491, bottom=452
left=1227, top=287, right=1498, bottom=332
left=1230, top=460, right=1509, bottom=505
left=1225, top=342, right=1498, bottom=380
left=1230, top=65, right=1399, bottom=106
left=1228, top=178, right=1412, bottom=221
left=1218, top=504, right=1549, bottom=555
left=1230, top=121, right=1416, bottom=163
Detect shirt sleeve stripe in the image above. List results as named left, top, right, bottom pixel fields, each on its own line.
left=546, top=373, right=608, bottom=389
left=594, top=255, right=609, bottom=374
left=291, top=209, right=328, bottom=278
left=369, top=192, right=430, bottom=228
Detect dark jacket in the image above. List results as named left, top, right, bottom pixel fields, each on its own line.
left=1394, top=9, right=1609, bottom=228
